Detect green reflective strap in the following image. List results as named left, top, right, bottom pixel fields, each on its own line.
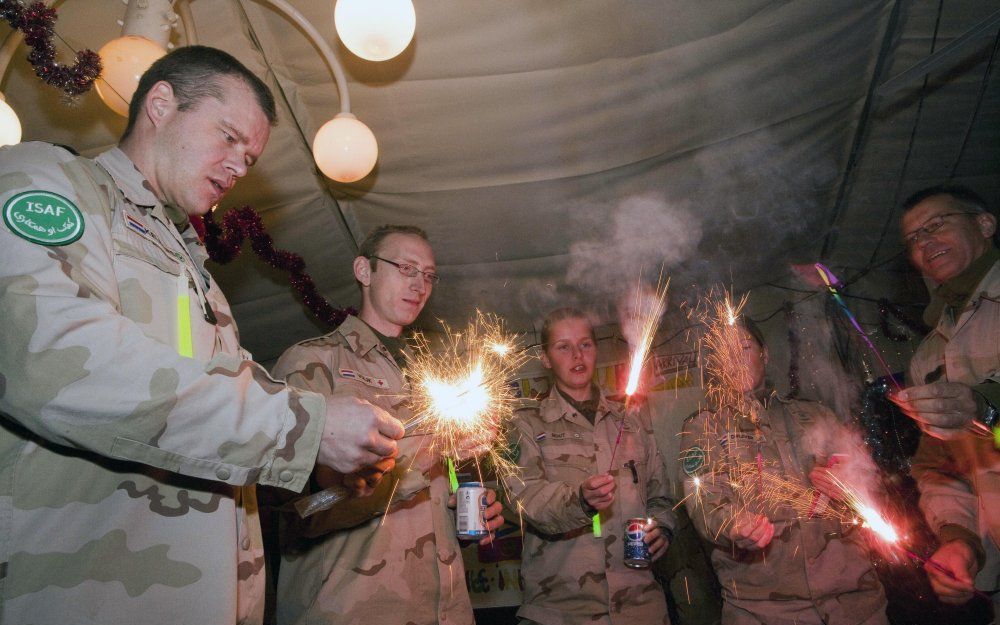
left=176, top=273, right=193, bottom=358
left=592, top=512, right=602, bottom=537
left=447, top=457, right=459, bottom=493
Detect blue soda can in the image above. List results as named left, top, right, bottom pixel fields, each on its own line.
left=624, top=517, right=651, bottom=569
left=456, top=482, right=488, bottom=540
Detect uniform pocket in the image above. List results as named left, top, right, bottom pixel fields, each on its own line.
left=112, top=226, right=182, bottom=346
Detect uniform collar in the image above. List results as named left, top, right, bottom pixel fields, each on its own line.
left=95, top=146, right=191, bottom=228
left=540, top=386, right=617, bottom=424
left=924, top=248, right=1000, bottom=326
left=95, top=147, right=160, bottom=209
left=336, top=314, right=405, bottom=369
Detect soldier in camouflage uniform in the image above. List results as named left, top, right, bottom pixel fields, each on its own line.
left=0, top=47, right=403, bottom=625
left=680, top=317, right=888, bottom=625
left=890, top=186, right=1000, bottom=611
left=505, top=307, right=675, bottom=625
left=273, top=225, right=505, bottom=625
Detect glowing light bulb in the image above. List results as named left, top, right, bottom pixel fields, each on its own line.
left=0, top=95, right=22, bottom=147
left=95, top=35, right=166, bottom=117
left=335, top=0, right=416, bottom=62
left=312, top=113, right=378, bottom=182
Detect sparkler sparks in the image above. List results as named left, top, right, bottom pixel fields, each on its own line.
left=405, top=311, right=528, bottom=467
left=401, top=311, right=529, bottom=500
left=608, top=275, right=669, bottom=470
left=294, top=311, right=527, bottom=519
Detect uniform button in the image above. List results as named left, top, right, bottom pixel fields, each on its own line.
left=279, top=470, right=294, bottom=482
left=574, top=433, right=580, bottom=439
left=216, top=467, right=231, bottom=480
left=241, top=536, right=251, bottom=550
left=433, top=497, right=441, bottom=505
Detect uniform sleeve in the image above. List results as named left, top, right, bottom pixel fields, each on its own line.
left=680, top=412, right=737, bottom=548
left=0, top=144, right=325, bottom=492
left=910, top=434, right=980, bottom=538
left=502, top=408, right=594, bottom=535
left=638, top=408, right=677, bottom=532
left=274, top=343, right=432, bottom=535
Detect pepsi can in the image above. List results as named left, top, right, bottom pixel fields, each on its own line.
left=624, top=517, right=651, bottom=569
left=456, top=482, right=489, bottom=540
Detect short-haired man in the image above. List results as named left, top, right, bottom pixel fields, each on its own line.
left=0, top=46, right=402, bottom=624
left=273, top=225, right=504, bottom=625
left=891, top=185, right=1000, bottom=609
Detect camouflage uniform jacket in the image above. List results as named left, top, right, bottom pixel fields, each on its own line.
left=0, top=143, right=326, bottom=624
left=505, top=389, right=675, bottom=625
left=909, top=260, right=1000, bottom=591
left=680, top=395, right=886, bottom=625
left=273, top=315, right=473, bottom=625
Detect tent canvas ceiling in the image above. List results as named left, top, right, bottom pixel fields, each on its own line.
left=2, top=0, right=997, bottom=363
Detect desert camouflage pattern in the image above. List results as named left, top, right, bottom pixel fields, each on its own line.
left=505, top=390, right=675, bottom=625
left=0, top=143, right=326, bottom=624
left=273, top=315, right=474, bottom=625
left=909, top=260, right=1000, bottom=592
left=680, top=395, right=887, bottom=625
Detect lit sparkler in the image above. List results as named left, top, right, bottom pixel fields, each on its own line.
left=608, top=275, right=670, bottom=469
left=404, top=311, right=527, bottom=465
left=294, top=311, right=526, bottom=519
left=813, top=263, right=902, bottom=392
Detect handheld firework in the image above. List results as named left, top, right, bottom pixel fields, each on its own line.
left=294, top=311, right=526, bottom=518
left=608, top=276, right=669, bottom=471
left=813, top=263, right=902, bottom=392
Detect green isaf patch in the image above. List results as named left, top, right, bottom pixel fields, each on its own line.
left=681, top=446, right=707, bottom=476
left=3, top=190, right=84, bottom=246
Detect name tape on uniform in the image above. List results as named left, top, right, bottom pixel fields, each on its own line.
left=339, top=368, right=388, bottom=389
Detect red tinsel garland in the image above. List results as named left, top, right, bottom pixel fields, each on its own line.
left=201, top=206, right=355, bottom=328
left=0, top=0, right=102, bottom=96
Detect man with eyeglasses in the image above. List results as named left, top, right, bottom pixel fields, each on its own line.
left=889, top=186, right=1000, bottom=611
left=271, top=224, right=504, bottom=625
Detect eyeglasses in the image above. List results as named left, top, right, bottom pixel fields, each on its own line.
left=370, top=255, right=440, bottom=285
left=902, top=212, right=978, bottom=249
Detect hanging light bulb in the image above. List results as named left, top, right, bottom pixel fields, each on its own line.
left=96, top=0, right=173, bottom=117
left=312, top=113, right=378, bottom=183
left=335, top=0, right=416, bottom=62
left=95, top=35, right=167, bottom=117
left=0, top=94, right=21, bottom=147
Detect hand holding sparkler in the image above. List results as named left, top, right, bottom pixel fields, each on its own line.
left=729, top=513, right=775, bottom=550
left=580, top=474, right=616, bottom=511
left=317, top=395, right=404, bottom=474
left=889, top=381, right=985, bottom=440
left=923, top=540, right=982, bottom=605
left=807, top=454, right=849, bottom=503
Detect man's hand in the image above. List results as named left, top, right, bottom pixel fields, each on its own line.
left=447, top=489, right=506, bottom=545
left=643, top=520, right=670, bottom=561
left=730, top=514, right=775, bottom=550
left=808, top=454, right=848, bottom=502
left=925, top=540, right=979, bottom=604
left=341, top=455, right=397, bottom=497
left=890, top=382, right=979, bottom=440
left=317, top=395, right=405, bottom=474
left=581, top=474, right=616, bottom=511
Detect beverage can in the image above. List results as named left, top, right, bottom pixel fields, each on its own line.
left=624, top=517, right=651, bottom=569
left=456, top=482, right=488, bottom=540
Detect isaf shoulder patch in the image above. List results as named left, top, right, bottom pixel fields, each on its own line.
left=681, top=446, right=707, bottom=476
left=3, top=190, right=84, bottom=246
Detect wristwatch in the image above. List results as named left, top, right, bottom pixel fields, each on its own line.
left=971, top=390, right=1000, bottom=445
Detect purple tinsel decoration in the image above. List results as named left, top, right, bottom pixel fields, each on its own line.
left=0, top=1, right=102, bottom=96
left=202, top=206, right=355, bottom=328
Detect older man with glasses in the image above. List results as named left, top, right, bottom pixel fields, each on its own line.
left=271, top=224, right=504, bottom=625
left=889, top=186, right=1000, bottom=613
